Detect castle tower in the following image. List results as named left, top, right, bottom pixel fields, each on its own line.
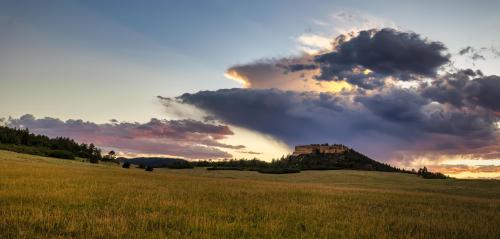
left=292, top=144, right=348, bottom=156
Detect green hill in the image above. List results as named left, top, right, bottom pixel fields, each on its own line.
left=1, top=150, right=499, bottom=239
left=281, top=148, right=404, bottom=172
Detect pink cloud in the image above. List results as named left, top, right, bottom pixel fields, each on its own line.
left=7, top=114, right=242, bottom=159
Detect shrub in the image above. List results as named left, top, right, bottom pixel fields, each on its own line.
left=166, top=162, right=194, bottom=169
left=421, top=172, right=448, bottom=179
left=122, top=162, right=130, bottom=168
left=145, top=166, right=154, bottom=171
left=258, top=168, right=301, bottom=174
left=418, top=167, right=449, bottom=179
left=207, top=166, right=244, bottom=171
left=47, top=150, right=75, bottom=160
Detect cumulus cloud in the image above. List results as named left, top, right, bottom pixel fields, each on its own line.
left=173, top=84, right=499, bottom=162
left=225, top=28, right=450, bottom=91
left=6, top=114, right=243, bottom=159
left=314, top=28, right=450, bottom=81
left=422, top=70, right=500, bottom=111
left=467, top=76, right=500, bottom=111
left=163, top=28, right=500, bottom=169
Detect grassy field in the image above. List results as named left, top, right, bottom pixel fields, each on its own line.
left=1, top=150, right=499, bottom=239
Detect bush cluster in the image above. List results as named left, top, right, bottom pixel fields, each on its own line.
left=417, top=167, right=449, bottom=179
left=257, top=168, right=301, bottom=174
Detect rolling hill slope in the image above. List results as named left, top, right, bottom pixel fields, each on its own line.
left=1, top=150, right=499, bottom=239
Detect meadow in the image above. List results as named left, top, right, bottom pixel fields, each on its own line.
left=1, top=150, right=499, bottom=239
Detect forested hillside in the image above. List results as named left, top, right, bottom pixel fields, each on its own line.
left=0, top=126, right=102, bottom=161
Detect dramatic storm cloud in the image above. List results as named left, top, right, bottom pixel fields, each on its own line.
left=175, top=85, right=499, bottom=161
left=6, top=114, right=243, bottom=159
left=314, top=28, right=449, bottom=80
left=422, top=70, right=500, bottom=111
left=226, top=28, right=450, bottom=90
left=165, top=28, right=500, bottom=169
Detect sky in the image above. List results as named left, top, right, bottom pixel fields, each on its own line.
left=1, top=0, right=500, bottom=178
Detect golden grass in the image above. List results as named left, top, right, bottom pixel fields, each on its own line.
left=1, top=150, right=499, bottom=239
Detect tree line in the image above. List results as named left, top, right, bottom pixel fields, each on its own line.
left=0, top=125, right=448, bottom=178
left=189, top=150, right=448, bottom=178
left=0, top=126, right=102, bottom=162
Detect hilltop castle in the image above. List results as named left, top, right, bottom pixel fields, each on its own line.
left=292, top=143, right=349, bottom=156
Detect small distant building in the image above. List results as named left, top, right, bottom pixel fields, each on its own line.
left=292, top=143, right=348, bottom=156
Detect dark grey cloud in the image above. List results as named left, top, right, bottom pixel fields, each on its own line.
left=421, top=69, right=475, bottom=107
left=226, top=28, right=451, bottom=90
left=176, top=88, right=388, bottom=145
left=467, top=75, right=500, bottom=111
left=173, top=83, right=499, bottom=160
left=6, top=114, right=243, bottom=159
left=460, top=46, right=486, bottom=62
left=422, top=70, right=500, bottom=111
left=279, top=63, right=318, bottom=72
left=356, top=89, right=429, bottom=123
left=458, top=46, right=473, bottom=55
left=178, top=89, right=333, bottom=141
left=341, top=73, right=386, bottom=90
left=314, top=28, right=450, bottom=81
